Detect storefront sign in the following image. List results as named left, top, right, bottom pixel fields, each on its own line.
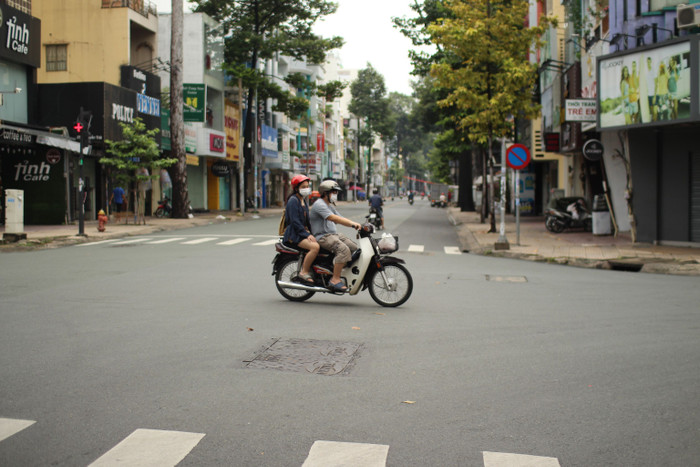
left=565, top=99, right=597, bottom=122
left=261, top=124, right=278, bottom=158
left=0, top=4, right=41, bottom=68
left=1, top=127, right=34, bottom=145
left=224, top=100, right=240, bottom=162
left=210, top=133, right=225, bottom=153
left=137, top=94, right=160, bottom=117
left=211, top=160, right=230, bottom=177
left=582, top=139, right=604, bottom=161
left=184, top=83, right=205, bottom=122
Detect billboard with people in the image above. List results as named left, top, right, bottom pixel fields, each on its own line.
left=598, top=37, right=697, bottom=130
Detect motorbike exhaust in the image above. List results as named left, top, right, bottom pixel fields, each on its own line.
left=277, top=281, right=332, bottom=293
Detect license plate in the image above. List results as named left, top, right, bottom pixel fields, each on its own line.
left=369, top=214, right=376, bottom=219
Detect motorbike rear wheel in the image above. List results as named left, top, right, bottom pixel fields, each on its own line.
left=275, top=258, right=315, bottom=302
left=368, top=263, right=413, bottom=307
left=546, top=216, right=565, bottom=233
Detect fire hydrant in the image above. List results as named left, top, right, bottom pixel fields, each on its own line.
left=97, top=209, right=108, bottom=232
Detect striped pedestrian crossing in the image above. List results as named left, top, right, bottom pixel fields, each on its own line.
left=0, top=416, right=561, bottom=466
left=76, top=236, right=463, bottom=255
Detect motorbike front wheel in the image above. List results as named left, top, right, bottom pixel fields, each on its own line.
left=546, top=216, right=565, bottom=233
left=154, top=207, right=166, bottom=218
left=275, top=258, right=315, bottom=302
left=368, top=263, right=413, bottom=307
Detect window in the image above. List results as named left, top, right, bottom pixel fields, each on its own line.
left=46, top=45, right=67, bottom=72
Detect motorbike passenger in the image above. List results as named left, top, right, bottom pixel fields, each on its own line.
left=282, top=175, right=319, bottom=285
left=368, top=188, right=384, bottom=230
left=310, top=180, right=362, bottom=293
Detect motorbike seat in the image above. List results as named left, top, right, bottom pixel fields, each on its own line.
left=280, top=240, right=333, bottom=258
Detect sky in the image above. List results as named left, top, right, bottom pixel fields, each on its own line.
left=153, top=0, right=418, bottom=95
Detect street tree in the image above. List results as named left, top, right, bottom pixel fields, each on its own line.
left=101, top=118, right=177, bottom=221
left=429, top=0, right=553, bottom=230
left=169, top=0, right=188, bottom=218
left=349, top=64, right=392, bottom=187
left=190, top=0, right=343, bottom=193
left=394, top=2, right=476, bottom=212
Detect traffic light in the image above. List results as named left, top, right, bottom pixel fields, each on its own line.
left=73, top=107, right=92, bottom=147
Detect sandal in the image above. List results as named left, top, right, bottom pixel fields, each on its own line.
left=296, top=273, right=314, bottom=284
left=328, top=281, right=347, bottom=293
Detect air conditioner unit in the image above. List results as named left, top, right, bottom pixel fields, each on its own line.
left=676, top=4, right=700, bottom=29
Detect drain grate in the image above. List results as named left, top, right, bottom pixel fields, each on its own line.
left=243, top=338, right=362, bottom=376
left=485, top=275, right=528, bottom=282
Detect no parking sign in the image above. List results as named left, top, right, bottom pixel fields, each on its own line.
left=505, top=144, right=531, bottom=170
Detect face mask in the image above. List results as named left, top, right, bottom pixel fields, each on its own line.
left=330, top=193, right=338, bottom=203
left=299, top=187, right=311, bottom=197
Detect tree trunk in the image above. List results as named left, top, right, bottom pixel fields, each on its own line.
left=480, top=146, right=487, bottom=223
left=488, top=136, right=497, bottom=233
left=170, top=0, right=188, bottom=218
left=458, top=147, right=474, bottom=211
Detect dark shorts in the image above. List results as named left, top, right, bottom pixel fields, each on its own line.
left=114, top=202, right=125, bottom=213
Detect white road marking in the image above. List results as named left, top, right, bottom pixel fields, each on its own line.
left=302, top=440, right=389, bottom=467
left=0, top=418, right=35, bottom=442
left=217, top=238, right=252, bottom=245
left=483, top=451, right=560, bottom=466
left=76, top=239, right=119, bottom=247
left=444, top=246, right=462, bottom=255
left=407, top=244, right=424, bottom=253
left=111, top=238, right=153, bottom=245
left=181, top=237, right=219, bottom=245
left=88, top=428, right=204, bottom=467
left=145, top=237, right=186, bottom=244
left=252, top=238, right=280, bottom=246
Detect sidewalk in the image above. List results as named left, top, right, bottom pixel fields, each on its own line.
left=449, top=208, right=700, bottom=276
left=0, top=207, right=284, bottom=251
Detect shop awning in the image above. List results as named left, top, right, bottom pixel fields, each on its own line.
left=1, top=123, right=83, bottom=153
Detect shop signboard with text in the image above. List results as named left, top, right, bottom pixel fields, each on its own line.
left=0, top=4, right=41, bottom=67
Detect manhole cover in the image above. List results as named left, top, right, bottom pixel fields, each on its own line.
left=243, top=338, right=362, bottom=376
left=485, top=275, right=528, bottom=282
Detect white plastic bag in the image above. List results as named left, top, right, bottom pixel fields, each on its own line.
left=378, top=233, right=398, bottom=253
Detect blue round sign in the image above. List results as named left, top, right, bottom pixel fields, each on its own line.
left=506, top=144, right=531, bottom=170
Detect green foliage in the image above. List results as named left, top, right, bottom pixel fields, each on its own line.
left=349, top=64, right=393, bottom=145
left=317, top=80, right=346, bottom=101
left=101, top=118, right=176, bottom=188
left=429, top=0, right=555, bottom=145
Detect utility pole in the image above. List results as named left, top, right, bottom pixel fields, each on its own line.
left=170, top=0, right=188, bottom=218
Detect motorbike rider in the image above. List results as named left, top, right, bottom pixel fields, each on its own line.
left=368, top=188, right=384, bottom=230
left=310, top=180, right=361, bottom=293
left=283, top=175, right=319, bottom=284
left=407, top=191, right=414, bottom=203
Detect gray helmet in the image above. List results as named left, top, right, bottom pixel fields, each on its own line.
left=318, top=180, right=341, bottom=195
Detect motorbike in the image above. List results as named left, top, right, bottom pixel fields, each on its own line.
left=272, top=225, right=413, bottom=307
left=154, top=196, right=193, bottom=218
left=544, top=196, right=592, bottom=233
left=366, top=207, right=382, bottom=230
left=154, top=196, right=172, bottom=218
left=408, top=197, right=414, bottom=205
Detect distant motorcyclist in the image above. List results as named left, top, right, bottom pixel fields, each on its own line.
left=368, top=188, right=384, bottom=230
left=310, top=180, right=361, bottom=293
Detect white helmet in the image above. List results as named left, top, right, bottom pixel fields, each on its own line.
left=318, top=180, right=341, bottom=195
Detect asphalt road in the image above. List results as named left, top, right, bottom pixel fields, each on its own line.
left=1, top=199, right=699, bottom=466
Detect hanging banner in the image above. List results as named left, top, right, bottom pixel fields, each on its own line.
left=183, top=83, right=205, bottom=122
left=224, top=99, right=240, bottom=162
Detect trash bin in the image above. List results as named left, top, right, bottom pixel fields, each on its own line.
left=592, top=194, right=611, bottom=235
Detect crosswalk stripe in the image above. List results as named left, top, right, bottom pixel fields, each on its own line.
left=145, top=237, right=186, bottom=244
left=444, top=246, right=462, bottom=255
left=217, top=238, right=252, bottom=245
left=407, top=244, right=424, bottom=253
left=181, top=237, right=219, bottom=245
left=111, top=238, right=153, bottom=245
left=252, top=238, right=280, bottom=246
left=76, top=239, right=119, bottom=247
left=483, top=451, right=560, bottom=466
left=0, top=418, right=36, bottom=442
left=302, top=440, right=389, bottom=467
left=88, top=428, right=205, bottom=467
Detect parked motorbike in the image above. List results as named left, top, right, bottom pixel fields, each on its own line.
left=272, top=225, right=413, bottom=307
left=545, top=196, right=592, bottom=233
left=366, top=207, right=382, bottom=230
left=154, top=196, right=172, bottom=218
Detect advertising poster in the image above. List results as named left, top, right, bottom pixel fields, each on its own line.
left=224, top=100, right=240, bottom=162
left=599, top=40, right=691, bottom=129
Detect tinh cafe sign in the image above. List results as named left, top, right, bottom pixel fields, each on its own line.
left=565, top=99, right=597, bottom=122
left=0, top=4, right=41, bottom=68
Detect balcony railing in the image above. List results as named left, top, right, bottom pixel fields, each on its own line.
left=102, top=0, right=157, bottom=18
